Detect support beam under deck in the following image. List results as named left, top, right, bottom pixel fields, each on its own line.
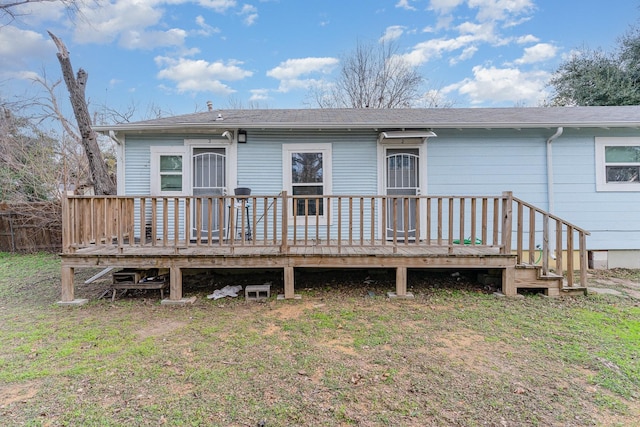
left=58, top=266, right=88, bottom=306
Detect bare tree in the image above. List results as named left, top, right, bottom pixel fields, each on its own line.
left=0, top=105, right=59, bottom=201
left=48, top=31, right=116, bottom=195
left=310, top=41, right=424, bottom=109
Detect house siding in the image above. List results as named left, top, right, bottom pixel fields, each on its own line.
left=237, top=129, right=379, bottom=239
left=426, top=129, right=640, bottom=252
left=553, top=132, right=640, bottom=250
left=124, top=136, right=186, bottom=239
left=119, top=126, right=640, bottom=255
left=426, top=134, right=548, bottom=206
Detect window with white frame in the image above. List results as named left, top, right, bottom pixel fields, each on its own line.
left=596, top=137, right=640, bottom=192
left=283, top=144, right=332, bottom=222
left=150, top=146, right=188, bottom=195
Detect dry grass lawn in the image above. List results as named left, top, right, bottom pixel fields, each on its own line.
left=0, top=253, right=639, bottom=426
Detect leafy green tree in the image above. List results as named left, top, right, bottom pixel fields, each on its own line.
left=550, top=25, right=640, bottom=106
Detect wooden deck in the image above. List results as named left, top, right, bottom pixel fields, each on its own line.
left=59, top=192, right=589, bottom=304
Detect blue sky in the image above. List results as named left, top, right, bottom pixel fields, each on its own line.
left=1, top=0, right=639, bottom=119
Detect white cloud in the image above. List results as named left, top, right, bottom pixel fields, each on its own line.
left=73, top=1, right=165, bottom=45
left=71, top=0, right=238, bottom=48
left=516, top=34, right=539, bottom=44
left=468, top=0, right=535, bottom=23
left=195, top=15, right=221, bottom=36
left=444, top=65, right=550, bottom=105
left=428, top=0, right=464, bottom=13
left=267, top=57, right=338, bottom=80
left=380, top=26, right=406, bottom=43
left=514, top=42, right=557, bottom=64
left=401, top=34, right=481, bottom=66
left=396, top=0, right=418, bottom=11
left=249, top=88, right=270, bottom=101
left=120, top=28, right=187, bottom=50
left=7, top=1, right=66, bottom=25
left=155, top=56, right=253, bottom=94
left=240, top=4, right=258, bottom=26
left=198, top=0, right=238, bottom=13
left=267, top=57, right=339, bottom=93
left=449, top=46, right=478, bottom=64
left=0, top=26, right=53, bottom=69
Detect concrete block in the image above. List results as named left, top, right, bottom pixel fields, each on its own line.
left=590, top=251, right=608, bottom=270
left=245, top=284, right=271, bottom=300
left=161, top=296, right=197, bottom=305
left=387, top=292, right=415, bottom=299
left=57, top=299, right=89, bottom=306
left=277, top=294, right=302, bottom=300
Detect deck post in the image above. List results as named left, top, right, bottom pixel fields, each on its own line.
left=170, top=266, right=182, bottom=299
left=161, top=266, right=196, bottom=305
left=501, top=266, right=517, bottom=297
left=388, top=266, right=414, bottom=299
left=160, top=266, right=196, bottom=305
left=280, top=266, right=300, bottom=300
left=280, top=191, right=289, bottom=254
left=61, top=266, right=74, bottom=301
left=58, top=265, right=88, bottom=306
left=501, top=191, right=513, bottom=255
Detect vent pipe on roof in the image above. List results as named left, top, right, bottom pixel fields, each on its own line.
left=207, top=100, right=213, bottom=111
left=546, top=127, right=563, bottom=214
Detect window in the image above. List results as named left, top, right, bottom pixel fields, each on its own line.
left=160, top=155, right=183, bottom=191
left=596, top=138, right=640, bottom=192
left=151, top=147, right=187, bottom=195
left=283, top=144, right=332, bottom=223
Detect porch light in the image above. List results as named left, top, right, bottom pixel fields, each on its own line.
left=237, top=129, right=247, bottom=143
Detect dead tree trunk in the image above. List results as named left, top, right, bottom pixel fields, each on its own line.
left=48, top=31, right=116, bottom=195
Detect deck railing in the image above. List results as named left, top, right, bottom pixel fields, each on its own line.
left=62, top=191, right=589, bottom=286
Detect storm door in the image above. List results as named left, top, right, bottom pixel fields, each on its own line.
left=192, top=147, right=226, bottom=239
left=385, top=148, right=419, bottom=239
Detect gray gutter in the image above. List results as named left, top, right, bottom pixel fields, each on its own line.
left=94, top=120, right=640, bottom=133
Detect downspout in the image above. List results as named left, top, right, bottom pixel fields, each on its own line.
left=546, top=127, right=563, bottom=214
left=108, top=130, right=125, bottom=195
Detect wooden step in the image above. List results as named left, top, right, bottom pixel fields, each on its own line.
left=514, top=264, right=563, bottom=296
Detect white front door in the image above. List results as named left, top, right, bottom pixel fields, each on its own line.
left=192, top=147, right=226, bottom=238
left=385, top=148, right=419, bottom=239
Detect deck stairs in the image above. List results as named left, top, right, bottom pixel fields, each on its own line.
left=514, top=264, right=587, bottom=296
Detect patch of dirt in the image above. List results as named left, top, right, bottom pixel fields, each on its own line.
left=0, top=381, right=39, bottom=407
left=588, top=270, right=640, bottom=299
left=134, top=320, right=188, bottom=339
left=270, top=300, right=316, bottom=320
left=320, top=339, right=358, bottom=356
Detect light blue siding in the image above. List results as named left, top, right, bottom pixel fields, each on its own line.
left=123, top=136, right=186, bottom=239
left=553, top=134, right=640, bottom=250
left=427, top=135, right=548, bottom=207
left=120, top=127, right=640, bottom=251
left=237, top=129, right=379, bottom=239
left=123, top=136, right=184, bottom=195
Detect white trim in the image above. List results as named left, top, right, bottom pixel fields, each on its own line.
left=184, top=138, right=237, bottom=196
left=150, top=146, right=188, bottom=196
left=283, top=143, right=332, bottom=225
left=377, top=140, right=428, bottom=240
left=595, top=137, right=640, bottom=192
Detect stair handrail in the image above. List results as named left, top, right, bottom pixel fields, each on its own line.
left=511, top=195, right=590, bottom=289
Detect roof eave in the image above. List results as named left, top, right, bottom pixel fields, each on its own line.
left=94, top=121, right=640, bottom=134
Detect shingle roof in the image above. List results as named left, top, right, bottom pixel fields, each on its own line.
left=94, top=106, right=640, bottom=132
